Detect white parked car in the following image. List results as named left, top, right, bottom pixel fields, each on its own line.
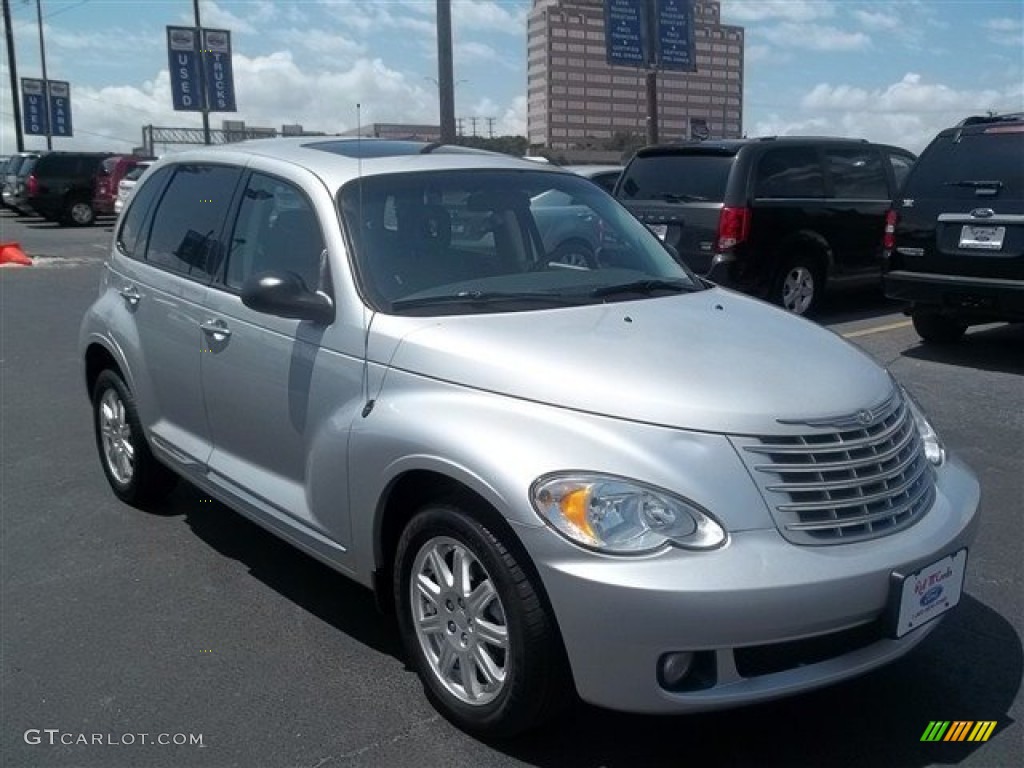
left=112, top=161, right=153, bottom=214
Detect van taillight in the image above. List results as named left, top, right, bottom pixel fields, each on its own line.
left=717, top=206, right=749, bottom=251
left=26, top=174, right=38, bottom=197
left=883, top=209, right=898, bottom=251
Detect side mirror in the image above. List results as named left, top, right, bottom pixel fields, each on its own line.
left=241, top=271, right=335, bottom=324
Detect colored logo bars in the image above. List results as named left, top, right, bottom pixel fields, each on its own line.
left=920, top=721, right=997, bottom=742
left=21, top=78, right=74, bottom=137
left=166, top=26, right=237, bottom=113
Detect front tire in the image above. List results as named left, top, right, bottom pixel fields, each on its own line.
left=912, top=310, right=967, bottom=343
left=92, top=369, right=177, bottom=506
left=394, top=503, right=570, bottom=738
left=773, top=254, right=822, bottom=316
left=549, top=240, right=595, bottom=268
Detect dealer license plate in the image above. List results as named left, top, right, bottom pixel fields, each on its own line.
left=893, top=549, right=967, bottom=638
left=959, top=225, right=1005, bottom=250
left=647, top=223, right=668, bottom=240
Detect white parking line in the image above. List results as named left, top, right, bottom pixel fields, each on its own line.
left=842, top=320, right=912, bottom=339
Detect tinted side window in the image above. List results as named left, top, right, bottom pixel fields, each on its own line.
left=40, top=155, right=79, bottom=176
left=826, top=148, right=888, bottom=199
left=755, top=147, right=825, bottom=198
left=144, top=165, right=241, bottom=279
left=224, top=173, right=326, bottom=292
left=116, top=166, right=172, bottom=259
left=888, top=153, right=915, bottom=191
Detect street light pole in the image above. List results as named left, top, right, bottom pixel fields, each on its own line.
left=34, top=0, right=51, bottom=149
left=193, top=0, right=211, bottom=145
left=2, top=0, right=24, bottom=151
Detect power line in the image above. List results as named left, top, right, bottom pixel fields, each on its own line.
left=0, top=107, right=136, bottom=144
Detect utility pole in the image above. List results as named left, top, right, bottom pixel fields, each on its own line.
left=456, top=117, right=464, bottom=137
left=2, top=0, right=24, bottom=151
left=436, top=0, right=456, bottom=143
left=34, top=0, right=51, bottom=149
left=469, top=116, right=478, bottom=137
left=644, top=0, right=659, bottom=145
left=486, top=116, right=495, bottom=138
left=193, top=0, right=211, bottom=144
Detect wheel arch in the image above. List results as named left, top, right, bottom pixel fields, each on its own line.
left=777, top=229, right=833, bottom=280
left=84, top=340, right=125, bottom=399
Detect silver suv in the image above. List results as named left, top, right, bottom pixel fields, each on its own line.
left=80, top=138, right=980, bottom=737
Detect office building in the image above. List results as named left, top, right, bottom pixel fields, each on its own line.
left=527, top=0, right=744, bottom=148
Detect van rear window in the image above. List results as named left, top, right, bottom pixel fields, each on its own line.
left=618, top=154, right=732, bottom=202
left=903, top=132, right=1023, bottom=200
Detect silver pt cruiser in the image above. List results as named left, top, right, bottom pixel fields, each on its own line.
left=80, top=139, right=979, bottom=737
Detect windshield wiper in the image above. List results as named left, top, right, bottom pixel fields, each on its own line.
left=652, top=192, right=709, bottom=203
left=590, top=279, right=697, bottom=298
left=944, top=179, right=1003, bottom=189
left=391, top=290, right=585, bottom=310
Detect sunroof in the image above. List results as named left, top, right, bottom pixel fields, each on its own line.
left=303, top=139, right=432, bottom=158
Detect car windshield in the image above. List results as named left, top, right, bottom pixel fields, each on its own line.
left=338, top=169, right=701, bottom=314
left=618, top=153, right=734, bottom=202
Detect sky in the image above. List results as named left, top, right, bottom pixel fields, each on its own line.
left=0, top=0, right=1022, bottom=156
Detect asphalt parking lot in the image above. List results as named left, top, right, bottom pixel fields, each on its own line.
left=2, top=208, right=1021, bottom=767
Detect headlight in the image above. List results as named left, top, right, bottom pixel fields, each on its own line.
left=530, top=474, right=726, bottom=554
left=902, top=387, right=946, bottom=466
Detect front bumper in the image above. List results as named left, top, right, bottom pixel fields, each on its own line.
left=516, top=456, right=979, bottom=714
left=884, top=270, right=1024, bottom=322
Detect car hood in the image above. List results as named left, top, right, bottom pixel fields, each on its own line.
left=375, top=287, right=893, bottom=435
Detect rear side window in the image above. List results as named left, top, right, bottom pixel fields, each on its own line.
left=116, top=167, right=172, bottom=258
left=825, top=148, right=888, bottom=199
left=618, top=153, right=732, bottom=202
left=755, top=147, right=825, bottom=198
left=902, top=131, right=1024, bottom=201
left=887, top=153, right=915, bottom=191
left=144, top=164, right=242, bottom=279
left=39, top=155, right=80, bottom=176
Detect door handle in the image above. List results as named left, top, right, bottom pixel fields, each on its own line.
left=199, top=318, right=232, bottom=339
left=118, top=284, right=141, bottom=305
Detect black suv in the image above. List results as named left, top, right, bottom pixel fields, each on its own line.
left=883, top=113, right=1023, bottom=342
left=614, top=137, right=916, bottom=314
left=25, top=151, right=114, bottom=226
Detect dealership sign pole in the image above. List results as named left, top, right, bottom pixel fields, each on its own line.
left=167, top=11, right=237, bottom=145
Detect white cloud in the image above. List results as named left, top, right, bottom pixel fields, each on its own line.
left=981, top=17, right=1024, bottom=46
left=192, top=1, right=256, bottom=35
left=759, top=23, right=871, bottom=51
left=723, top=0, right=835, bottom=23
left=279, top=29, right=367, bottom=59
left=455, top=41, right=518, bottom=70
left=853, top=10, right=900, bottom=30
left=791, top=73, right=1024, bottom=151
left=499, top=95, right=527, bottom=136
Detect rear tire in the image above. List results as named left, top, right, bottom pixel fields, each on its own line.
left=912, top=311, right=967, bottom=343
left=394, top=503, right=571, bottom=738
left=773, top=253, right=823, bottom=316
left=64, top=198, right=95, bottom=226
left=92, top=369, right=177, bottom=506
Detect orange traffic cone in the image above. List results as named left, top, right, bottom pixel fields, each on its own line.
left=0, top=242, right=32, bottom=266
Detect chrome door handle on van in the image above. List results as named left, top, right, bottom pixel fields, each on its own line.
left=118, top=285, right=141, bottom=306
left=199, top=318, right=232, bottom=339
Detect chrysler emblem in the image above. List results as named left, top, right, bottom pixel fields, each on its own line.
left=857, top=409, right=873, bottom=425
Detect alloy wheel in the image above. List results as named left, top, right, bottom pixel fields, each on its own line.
left=410, top=535, right=509, bottom=706
left=782, top=265, right=815, bottom=315
left=99, top=388, right=135, bottom=484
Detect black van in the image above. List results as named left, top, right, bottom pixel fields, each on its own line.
left=615, top=137, right=916, bottom=314
left=24, top=151, right=114, bottom=226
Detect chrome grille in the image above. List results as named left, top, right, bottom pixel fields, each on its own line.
left=732, top=394, right=935, bottom=545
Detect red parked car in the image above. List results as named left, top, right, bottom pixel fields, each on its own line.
left=93, top=155, right=154, bottom=216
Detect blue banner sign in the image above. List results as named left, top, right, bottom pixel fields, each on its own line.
left=167, top=26, right=203, bottom=111
left=21, top=78, right=48, bottom=135
left=202, top=28, right=237, bottom=112
left=48, top=80, right=73, bottom=137
left=656, top=0, right=696, bottom=71
left=605, top=0, right=648, bottom=68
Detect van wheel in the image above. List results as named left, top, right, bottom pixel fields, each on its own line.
left=912, top=311, right=967, bottom=343
left=550, top=240, right=595, bottom=268
left=395, top=504, right=570, bottom=737
left=773, top=254, right=822, bottom=316
left=92, top=369, right=177, bottom=506
left=65, top=198, right=95, bottom=226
